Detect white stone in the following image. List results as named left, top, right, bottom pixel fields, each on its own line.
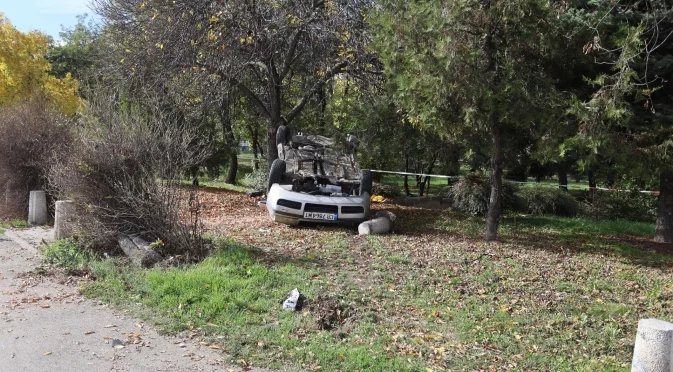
left=358, top=216, right=390, bottom=235
left=54, top=200, right=76, bottom=240
left=118, top=235, right=162, bottom=267
left=632, top=318, right=673, bottom=372
left=358, top=211, right=396, bottom=235
left=28, top=190, right=48, bottom=226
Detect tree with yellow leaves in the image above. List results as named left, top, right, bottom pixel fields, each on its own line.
left=0, top=13, right=82, bottom=114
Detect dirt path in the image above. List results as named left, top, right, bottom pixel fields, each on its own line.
left=0, top=227, right=258, bottom=372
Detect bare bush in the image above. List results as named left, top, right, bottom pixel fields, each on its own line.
left=50, top=95, right=211, bottom=258
left=0, top=98, right=73, bottom=219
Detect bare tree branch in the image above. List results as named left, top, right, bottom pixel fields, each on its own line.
left=285, top=60, right=349, bottom=123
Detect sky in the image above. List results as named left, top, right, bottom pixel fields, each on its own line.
left=0, top=0, right=97, bottom=40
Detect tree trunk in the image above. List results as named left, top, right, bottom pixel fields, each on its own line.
left=588, top=168, right=597, bottom=191
left=606, top=174, right=615, bottom=188
left=255, top=124, right=264, bottom=158
left=252, top=143, right=259, bottom=171
left=404, top=155, right=411, bottom=196
left=485, top=125, right=504, bottom=242
left=266, top=58, right=283, bottom=170
left=419, top=176, right=425, bottom=197
left=248, top=123, right=260, bottom=170
left=654, top=171, right=673, bottom=243
left=266, top=119, right=279, bottom=169
left=225, top=151, right=238, bottom=185
left=220, top=97, right=238, bottom=185
left=558, top=164, right=568, bottom=192
left=419, top=154, right=437, bottom=197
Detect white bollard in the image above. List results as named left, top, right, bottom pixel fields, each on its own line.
left=28, top=190, right=48, bottom=226
left=358, top=216, right=391, bottom=235
left=54, top=200, right=75, bottom=240
left=358, top=211, right=396, bottom=235
left=631, top=318, right=673, bottom=372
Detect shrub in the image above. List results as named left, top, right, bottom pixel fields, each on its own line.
left=516, top=187, right=581, bottom=217
left=41, top=239, right=92, bottom=272
left=579, top=190, right=658, bottom=222
left=49, top=97, right=211, bottom=257
left=0, top=98, right=73, bottom=219
left=243, top=159, right=268, bottom=191
left=448, top=173, right=518, bottom=216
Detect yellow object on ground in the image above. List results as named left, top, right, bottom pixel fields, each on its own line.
left=370, top=194, right=385, bottom=203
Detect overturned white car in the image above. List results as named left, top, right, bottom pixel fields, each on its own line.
left=265, top=126, right=371, bottom=225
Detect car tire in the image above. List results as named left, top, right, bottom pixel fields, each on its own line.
left=268, top=158, right=286, bottom=192
left=359, top=169, right=372, bottom=196
left=276, top=125, right=288, bottom=146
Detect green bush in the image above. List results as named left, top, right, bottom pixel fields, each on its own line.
left=41, top=239, right=92, bottom=272
left=579, top=190, right=658, bottom=222
left=516, top=187, right=581, bottom=217
left=448, top=173, right=518, bottom=216
left=242, top=160, right=268, bottom=191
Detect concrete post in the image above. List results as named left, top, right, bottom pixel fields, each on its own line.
left=54, top=200, right=75, bottom=240
left=4, top=186, right=19, bottom=210
left=358, top=211, right=396, bottom=235
left=28, top=190, right=48, bottom=226
left=358, top=216, right=391, bottom=235
left=631, top=318, right=673, bottom=372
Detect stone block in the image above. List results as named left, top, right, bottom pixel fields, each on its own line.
left=359, top=211, right=396, bottom=235
left=54, top=200, right=76, bottom=240
left=28, top=190, right=48, bottom=226
left=632, top=318, right=673, bottom=372
left=119, top=235, right=162, bottom=267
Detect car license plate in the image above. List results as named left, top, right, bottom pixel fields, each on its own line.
left=304, top=212, right=337, bottom=221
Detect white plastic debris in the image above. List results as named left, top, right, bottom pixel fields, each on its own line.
left=282, top=288, right=301, bottom=311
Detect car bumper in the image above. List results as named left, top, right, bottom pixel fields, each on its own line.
left=266, top=184, right=370, bottom=225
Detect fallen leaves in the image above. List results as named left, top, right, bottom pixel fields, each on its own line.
left=181, top=187, right=673, bottom=370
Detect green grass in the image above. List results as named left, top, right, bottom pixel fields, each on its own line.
left=503, top=215, right=655, bottom=237
left=183, top=163, right=255, bottom=192
left=0, top=219, right=30, bottom=229
left=41, top=239, right=93, bottom=272
left=72, top=204, right=672, bottom=371
left=10, top=219, right=30, bottom=228
left=82, top=239, right=419, bottom=371
left=518, top=178, right=591, bottom=190
left=376, top=174, right=451, bottom=197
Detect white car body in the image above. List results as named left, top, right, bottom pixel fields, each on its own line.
left=266, top=184, right=370, bottom=225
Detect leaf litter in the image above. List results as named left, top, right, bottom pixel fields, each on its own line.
left=175, top=188, right=673, bottom=370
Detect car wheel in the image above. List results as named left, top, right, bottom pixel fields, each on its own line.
left=268, top=158, right=286, bottom=192
left=276, top=125, right=288, bottom=146
left=359, top=169, right=372, bottom=196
